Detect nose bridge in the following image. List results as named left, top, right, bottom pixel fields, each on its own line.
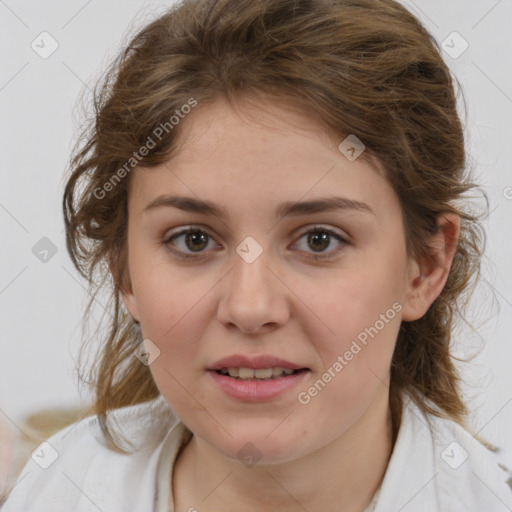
left=217, top=242, right=288, bottom=333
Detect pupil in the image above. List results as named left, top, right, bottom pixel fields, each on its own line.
left=186, top=231, right=208, bottom=251
left=308, top=232, right=329, bottom=252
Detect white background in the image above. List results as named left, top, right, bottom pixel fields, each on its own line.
left=1, top=0, right=511, bottom=456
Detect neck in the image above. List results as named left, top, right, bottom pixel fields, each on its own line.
left=173, top=386, right=395, bottom=512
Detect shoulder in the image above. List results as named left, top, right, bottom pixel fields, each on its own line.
left=2, top=396, right=181, bottom=511
left=396, top=393, right=512, bottom=511
left=376, top=392, right=512, bottom=511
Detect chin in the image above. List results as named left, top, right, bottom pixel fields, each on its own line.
left=205, top=428, right=310, bottom=466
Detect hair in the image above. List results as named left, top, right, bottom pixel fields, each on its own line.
left=63, top=0, right=490, bottom=453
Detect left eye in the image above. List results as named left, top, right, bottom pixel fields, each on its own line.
left=292, top=227, right=348, bottom=259
left=163, top=225, right=348, bottom=260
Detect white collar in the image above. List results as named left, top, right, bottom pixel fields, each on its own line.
left=374, top=393, right=512, bottom=511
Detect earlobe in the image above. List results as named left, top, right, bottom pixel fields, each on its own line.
left=108, top=254, right=140, bottom=322
left=401, top=258, right=424, bottom=322
left=401, top=213, right=460, bottom=322
left=121, top=291, right=140, bottom=323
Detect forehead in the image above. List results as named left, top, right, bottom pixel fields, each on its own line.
left=127, top=96, right=398, bottom=223
left=165, top=95, right=383, bottom=172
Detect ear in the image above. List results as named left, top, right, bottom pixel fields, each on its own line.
left=120, top=285, right=140, bottom=324
left=108, top=255, right=140, bottom=323
left=401, top=213, right=460, bottom=322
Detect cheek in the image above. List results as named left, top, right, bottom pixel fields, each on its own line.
left=129, top=256, right=216, bottom=384
left=295, top=282, right=401, bottom=432
left=137, top=290, right=212, bottom=415
left=299, top=262, right=404, bottom=353
left=290, top=249, right=405, bottom=403
left=129, top=241, right=205, bottom=338
left=135, top=281, right=209, bottom=359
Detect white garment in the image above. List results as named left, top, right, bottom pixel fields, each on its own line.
left=2, top=392, right=511, bottom=512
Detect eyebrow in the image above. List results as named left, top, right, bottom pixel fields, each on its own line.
left=143, top=195, right=375, bottom=219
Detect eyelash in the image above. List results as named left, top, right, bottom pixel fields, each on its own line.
left=162, top=225, right=349, bottom=262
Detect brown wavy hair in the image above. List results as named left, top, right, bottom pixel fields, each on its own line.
left=63, top=0, right=490, bottom=453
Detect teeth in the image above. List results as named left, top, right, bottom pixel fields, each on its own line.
left=254, top=368, right=273, bottom=379
left=218, top=367, right=298, bottom=380
left=272, top=367, right=284, bottom=376
left=238, top=367, right=255, bottom=379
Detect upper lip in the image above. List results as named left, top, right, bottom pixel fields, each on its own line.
left=208, top=354, right=308, bottom=371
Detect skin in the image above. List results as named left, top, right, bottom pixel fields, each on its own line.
left=119, top=95, right=460, bottom=512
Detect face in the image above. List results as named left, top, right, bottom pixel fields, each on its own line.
left=121, top=96, right=418, bottom=464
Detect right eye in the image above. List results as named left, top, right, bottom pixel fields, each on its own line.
left=162, top=227, right=218, bottom=259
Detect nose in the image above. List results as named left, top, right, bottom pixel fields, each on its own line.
left=216, top=249, right=290, bottom=335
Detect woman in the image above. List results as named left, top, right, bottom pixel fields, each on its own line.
left=3, top=0, right=511, bottom=510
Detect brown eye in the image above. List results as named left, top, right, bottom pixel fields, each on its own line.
left=307, top=231, right=331, bottom=252
left=163, top=228, right=216, bottom=259
left=162, top=224, right=349, bottom=262
left=182, top=231, right=209, bottom=252
left=293, top=226, right=349, bottom=261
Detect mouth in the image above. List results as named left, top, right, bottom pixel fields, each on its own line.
left=214, top=367, right=308, bottom=380
left=207, top=365, right=310, bottom=402
left=206, top=355, right=310, bottom=401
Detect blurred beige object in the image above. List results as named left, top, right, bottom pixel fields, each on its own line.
left=0, top=404, right=94, bottom=505
left=0, top=413, right=16, bottom=504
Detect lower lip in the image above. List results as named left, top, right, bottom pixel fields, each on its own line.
left=207, top=369, right=310, bottom=402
